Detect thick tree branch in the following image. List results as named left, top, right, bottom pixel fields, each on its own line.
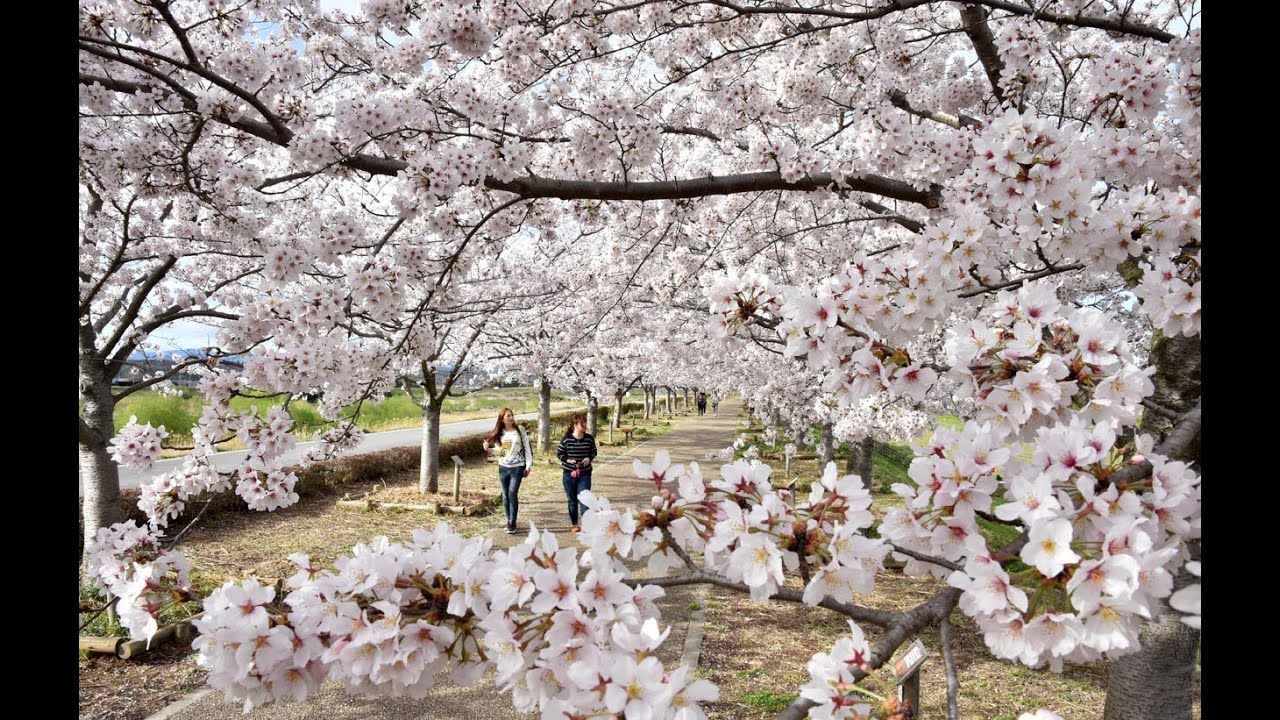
left=958, top=263, right=1085, bottom=297
left=99, top=256, right=176, bottom=358
left=112, top=357, right=211, bottom=401
left=889, top=89, right=981, bottom=129
left=486, top=172, right=942, bottom=207
left=699, top=0, right=1175, bottom=42
left=80, top=73, right=940, bottom=208
left=889, top=543, right=962, bottom=571
left=959, top=4, right=1010, bottom=106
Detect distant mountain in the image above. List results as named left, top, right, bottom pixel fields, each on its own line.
left=127, top=348, right=247, bottom=365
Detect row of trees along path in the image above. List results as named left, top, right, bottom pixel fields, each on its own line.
left=170, top=397, right=744, bottom=720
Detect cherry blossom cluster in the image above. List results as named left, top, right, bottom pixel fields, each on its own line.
left=1133, top=252, right=1201, bottom=337
left=578, top=452, right=887, bottom=606
left=800, top=620, right=919, bottom=720
left=945, top=285, right=1153, bottom=440
left=107, top=415, right=168, bottom=469
left=883, top=421, right=1199, bottom=668
left=86, top=520, right=193, bottom=640
left=190, top=522, right=717, bottom=718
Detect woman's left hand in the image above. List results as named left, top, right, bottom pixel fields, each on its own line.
left=523, top=468, right=530, bottom=478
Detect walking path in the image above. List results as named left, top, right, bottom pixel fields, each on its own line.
left=156, top=398, right=744, bottom=720
left=81, top=407, right=584, bottom=495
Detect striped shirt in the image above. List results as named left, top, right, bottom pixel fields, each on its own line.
left=556, top=433, right=598, bottom=472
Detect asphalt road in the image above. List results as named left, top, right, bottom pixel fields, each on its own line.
left=78, top=409, right=573, bottom=495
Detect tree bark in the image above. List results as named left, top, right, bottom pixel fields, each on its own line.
left=683, top=387, right=690, bottom=413
left=1103, top=332, right=1200, bottom=720
left=80, top=323, right=120, bottom=568
left=587, top=395, right=599, bottom=436
left=643, top=385, right=652, bottom=419
left=537, top=377, right=552, bottom=452
left=613, top=391, right=624, bottom=429
left=844, top=435, right=875, bottom=491
left=819, top=422, right=835, bottom=468
left=1103, top=599, right=1200, bottom=720
left=419, top=402, right=442, bottom=493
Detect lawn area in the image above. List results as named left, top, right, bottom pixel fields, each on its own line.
left=104, top=385, right=582, bottom=457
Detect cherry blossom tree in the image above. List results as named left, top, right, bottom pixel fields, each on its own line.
left=80, top=1, right=1200, bottom=718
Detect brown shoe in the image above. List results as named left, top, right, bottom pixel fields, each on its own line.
left=571, top=525, right=581, bottom=533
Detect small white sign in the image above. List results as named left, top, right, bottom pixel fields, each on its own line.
left=451, top=455, right=465, bottom=467
left=893, top=639, right=928, bottom=683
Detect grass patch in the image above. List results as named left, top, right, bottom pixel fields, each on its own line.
left=738, top=691, right=796, bottom=713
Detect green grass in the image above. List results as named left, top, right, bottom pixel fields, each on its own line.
left=108, top=386, right=575, bottom=438
left=738, top=691, right=797, bottom=712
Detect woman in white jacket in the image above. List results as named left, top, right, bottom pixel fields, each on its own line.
left=482, top=407, right=533, bottom=534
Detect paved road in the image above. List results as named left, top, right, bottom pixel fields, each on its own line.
left=78, top=408, right=580, bottom=495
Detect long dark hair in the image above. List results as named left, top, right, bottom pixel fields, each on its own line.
left=563, top=412, right=588, bottom=438
left=487, top=407, right=517, bottom=445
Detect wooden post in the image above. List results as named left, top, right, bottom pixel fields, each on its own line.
left=451, top=455, right=464, bottom=503
left=893, top=639, right=928, bottom=716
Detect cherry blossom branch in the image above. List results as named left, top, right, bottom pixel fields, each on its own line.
left=889, top=543, right=962, bottom=572
left=99, top=256, right=176, bottom=357
left=695, top=0, right=1176, bottom=42
left=957, top=262, right=1086, bottom=298
left=959, top=4, right=1010, bottom=107
left=486, top=172, right=942, bottom=207
left=659, top=526, right=698, bottom=571
left=112, top=358, right=211, bottom=401
left=774, top=587, right=964, bottom=720
left=625, top=571, right=896, bottom=627
left=940, top=614, right=960, bottom=720
left=889, top=89, right=981, bottom=129
left=80, top=74, right=943, bottom=208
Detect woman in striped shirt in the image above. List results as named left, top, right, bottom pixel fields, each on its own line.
left=556, top=412, right=598, bottom=533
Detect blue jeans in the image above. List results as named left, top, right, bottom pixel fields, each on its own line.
left=499, top=465, right=524, bottom=528
left=562, top=469, right=593, bottom=525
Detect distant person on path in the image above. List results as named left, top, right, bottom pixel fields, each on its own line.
left=483, top=407, right=532, bottom=534
left=556, top=412, right=598, bottom=533
left=697, top=392, right=707, bottom=416
left=711, top=393, right=720, bottom=416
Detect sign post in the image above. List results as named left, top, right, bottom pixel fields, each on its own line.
left=450, top=455, right=464, bottom=503
left=892, top=638, right=928, bottom=715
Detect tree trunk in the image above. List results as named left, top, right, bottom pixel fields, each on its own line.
left=537, top=377, right=552, bottom=452
left=80, top=376, right=121, bottom=568
left=1103, top=331, right=1200, bottom=720
left=587, top=395, right=599, bottom=436
left=419, top=402, right=442, bottom=493
left=643, top=386, right=652, bottom=419
left=1104, top=579, right=1201, bottom=720
left=683, top=387, right=690, bottom=412
left=819, top=422, right=834, bottom=468
left=844, top=435, right=874, bottom=491
left=613, top=391, right=624, bottom=429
